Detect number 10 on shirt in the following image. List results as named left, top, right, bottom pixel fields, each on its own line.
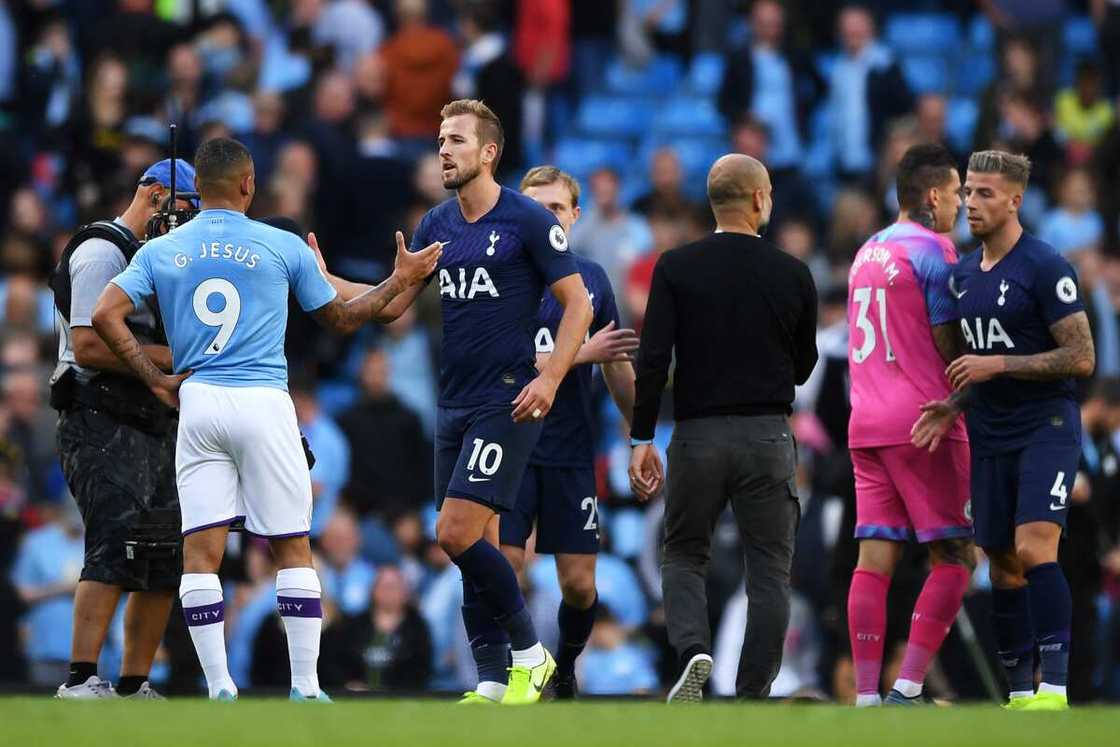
left=851, top=286, right=895, bottom=364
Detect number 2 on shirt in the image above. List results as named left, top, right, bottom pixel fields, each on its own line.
left=851, top=287, right=895, bottom=364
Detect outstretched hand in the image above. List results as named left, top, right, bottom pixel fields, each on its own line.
left=580, top=321, right=640, bottom=364
left=306, top=232, right=328, bottom=275
left=394, top=231, right=442, bottom=285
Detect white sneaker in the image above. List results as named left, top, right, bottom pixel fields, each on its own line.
left=123, top=682, right=165, bottom=700
left=55, top=676, right=118, bottom=699
left=666, top=653, right=713, bottom=704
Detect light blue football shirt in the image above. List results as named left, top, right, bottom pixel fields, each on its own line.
left=111, top=208, right=337, bottom=390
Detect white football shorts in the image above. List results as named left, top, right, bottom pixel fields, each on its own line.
left=177, top=380, right=312, bottom=538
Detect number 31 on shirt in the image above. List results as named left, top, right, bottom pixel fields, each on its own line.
left=851, top=286, right=895, bottom=364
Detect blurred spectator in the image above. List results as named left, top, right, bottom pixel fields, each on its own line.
left=618, top=0, right=687, bottom=64
left=624, top=209, right=685, bottom=329
left=160, top=44, right=204, bottom=150
left=380, top=0, right=459, bottom=144
left=514, top=0, right=571, bottom=160
left=995, top=92, right=1064, bottom=199
left=976, top=37, right=1044, bottom=150
left=633, top=148, right=694, bottom=218
left=2, top=369, right=54, bottom=503
left=453, top=5, right=525, bottom=179
left=1098, top=0, right=1120, bottom=97
left=1055, top=60, right=1115, bottom=164
left=718, top=0, right=817, bottom=172
left=381, top=306, right=439, bottom=438
left=570, top=0, right=618, bottom=92
left=311, top=0, right=385, bottom=73
left=577, top=608, right=659, bottom=695
left=337, top=348, right=431, bottom=519
left=730, top=115, right=815, bottom=230
left=0, top=1, right=14, bottom=110
left=318, top=509, right=377, bottom=617
left=240, top=91, right=290, bottom=188
left=293, top=377, right=350, bottom=537
left=20, top=16, right=82, bottom=138
left=320, top=566, right=432, bottom=691
left=825, top=189, right=879, bottom=268
left=827, top=5, right=913, bottom=183
left=915, top=94, right=951, bottom=152
left=776, top=218, right=831, bottom=291
left=1039, top=168, right=1105, bottom=256
left=1095, top=105, right=1120, bottom=251
left=71, top=54, right=131, bottom=199
left=10, top=500, right=84, bottom=686
left=569, top=167, right=653, bottom=306
left=979, top=1, right=1068, bottom=94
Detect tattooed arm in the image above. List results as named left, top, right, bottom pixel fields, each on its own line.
left=1002, top=311, right=1096, bottom=381
left=946, top=312, right=1095, bottom=388
left=92, top=284, right=189, bottom=408
left=310, top=232, right=441, bottom=334
left=931, top=322, right=966, bottom=365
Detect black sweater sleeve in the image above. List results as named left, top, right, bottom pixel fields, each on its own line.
left=794, top=265, right=820, bottom=385
left=631, top=256, right=676, bottom=441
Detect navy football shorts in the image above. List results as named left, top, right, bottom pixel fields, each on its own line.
left=435, top=403, right=543, bottom=512
left=500, top=464, right=600, bottom=554
left=971, top=437, right=1081, bottom=550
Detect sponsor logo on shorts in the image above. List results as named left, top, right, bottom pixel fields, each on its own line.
left=467, top=474, right=491, bottom=483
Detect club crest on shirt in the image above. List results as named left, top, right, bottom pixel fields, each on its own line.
left=549, top=225, right=568, bottom=252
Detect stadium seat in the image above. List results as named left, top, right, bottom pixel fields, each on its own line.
left=1065, top=15, right=1098, bottom=58
left=688, top=51, right=726, bottom=96
left=552, top=137, right=634, bottom=180
left=651, top=96, right=726, bottom=137
left=968, top=14, right=995, bottom=52
left=884, top=13, right=961, bottom=57
left=954, top=53, right=995, bottom=96
left=901, top=55, right=950, bottom=95
left=604, top=54, right=684, bottom=96
left=946, top=97, right=979, bottom=153
left=576, top=95, right=656, bottom=138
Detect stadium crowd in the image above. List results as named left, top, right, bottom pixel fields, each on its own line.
left=2, top=0, right=1120, bottom=701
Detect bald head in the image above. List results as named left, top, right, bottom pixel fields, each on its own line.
left=707, top=154, right=769, bottom=207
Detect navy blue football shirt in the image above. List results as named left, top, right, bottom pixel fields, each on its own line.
left=530, top=256, right=621, bottom=467
left=412, top=187, right=579, bottom=407
left=951, top=232, right=1085, bottom=455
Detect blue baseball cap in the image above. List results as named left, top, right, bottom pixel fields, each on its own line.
left=139, top=158, right=200, bottom=207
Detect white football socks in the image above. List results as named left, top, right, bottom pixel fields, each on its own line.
left=180, top=573, right=237, bottom=699
left=276, top=567, right=323, bottom=698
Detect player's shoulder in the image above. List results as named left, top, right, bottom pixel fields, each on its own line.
left=575, top=254, right=612, bottom=287
left=952, top=245, right=982, bottom=275
left=1017, top=232, right=1069, bottom=267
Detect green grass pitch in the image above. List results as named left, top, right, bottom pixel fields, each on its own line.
left=3, top=698, right=1118, bottom=747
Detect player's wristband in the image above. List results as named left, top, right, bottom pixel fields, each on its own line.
left=630, top=438, right=653, bottom=447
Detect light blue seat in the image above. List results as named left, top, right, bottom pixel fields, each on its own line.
left=1065, top=15, right=1098, bottom=58
left=901, top=55, right=950, bottom=95
left=688, top=51, right=726, bottom=96
left=651, top=96, right=726, bottom=137
left=946, top=97, right=979, bottom=153
left=576, top=95, right=656, bottom=138
left=884, top=13, right=961, bottom=57
left=552, top=137, right=634, bottom=180
left=604, top=54, right=684, bottom=96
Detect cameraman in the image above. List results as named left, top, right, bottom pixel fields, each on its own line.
left=50, top=160, right=197, bottom=699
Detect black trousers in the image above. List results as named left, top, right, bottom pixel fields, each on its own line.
left=661, top=414, right=800, bottom=698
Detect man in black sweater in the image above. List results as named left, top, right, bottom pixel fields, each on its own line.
left=629, top=154, right=818, bottom=702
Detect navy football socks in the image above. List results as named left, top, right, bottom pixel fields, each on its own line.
left=557, top=595, right=597, bottom=676
left=992, top=586, right=1035, bottom=695
left=1025, top=562, right=1071, bottom=690
left=453, top=539, right=538, bottom=650
left=462, top=578, right=511, bottom=685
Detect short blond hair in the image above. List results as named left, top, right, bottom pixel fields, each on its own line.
left=967, top=150, right=1032, bottom=186
left=519, top=165, right=581, bottom=208
left=440, top=99, right=504, bottom=172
